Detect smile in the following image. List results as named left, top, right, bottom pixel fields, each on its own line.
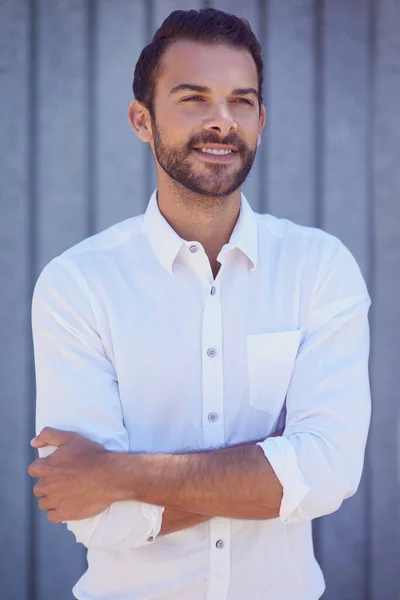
left=192, top=146, right=238, bottom=163
left=200, top=148, right=232, bottom=155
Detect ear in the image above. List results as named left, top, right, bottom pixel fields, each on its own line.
left=128, top=100, right=153, bottom=143
left=257, top=104, right=266, bottom=147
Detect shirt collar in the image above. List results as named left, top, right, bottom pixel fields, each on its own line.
left=142, top=189, right=258, bottom=275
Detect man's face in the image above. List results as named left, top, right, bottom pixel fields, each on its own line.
left=147, top=40, right=265, bottom=197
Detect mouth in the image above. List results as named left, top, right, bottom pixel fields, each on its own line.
left=192, top=145, right=239, bottom=163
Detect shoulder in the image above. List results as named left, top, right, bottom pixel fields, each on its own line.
left=254, top=211, right=368, bottom=296
left=34, top=214, right=144, bottom=296
left=255, top=211, right=360, bottom=268
left=255, top=211, right=343, bottom=254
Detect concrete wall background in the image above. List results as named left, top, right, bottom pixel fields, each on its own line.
left=0, top=1, right=399, bottom=599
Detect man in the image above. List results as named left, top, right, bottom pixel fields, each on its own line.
left=28, top=8, right=371, bottom=600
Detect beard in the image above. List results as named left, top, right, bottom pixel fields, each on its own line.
left=151, top=119, right=257, bottom=198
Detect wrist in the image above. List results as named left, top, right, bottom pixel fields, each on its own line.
left=103, top=451, right=139, bottom=504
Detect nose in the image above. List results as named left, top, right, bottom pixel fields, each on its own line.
left=203, top=102, right=238, bottom=137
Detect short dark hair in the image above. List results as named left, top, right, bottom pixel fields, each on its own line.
left=132, top=8, right=264, bottom=115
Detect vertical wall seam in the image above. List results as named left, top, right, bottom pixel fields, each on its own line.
left=311, top=0, right=324, bottom=563
left=314, top=0, right=324, bottom=230
left=87, top=0, right=96, bottom=237
left=365, top=0, right=376, bottom=598
left=259, top=0, right=268, bottom=214
left=144, top=0, right=154, bottom=206
left=28, top=1, right=38, bottom=599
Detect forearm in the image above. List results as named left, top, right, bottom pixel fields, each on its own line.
left=109, top=438, right=283, bottom=520
left=156, top=435, right=283, bottom=535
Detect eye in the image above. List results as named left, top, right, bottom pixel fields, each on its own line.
left=181, top=96, right=205, bottom=102
left=232, top=98, right=253, bottom=105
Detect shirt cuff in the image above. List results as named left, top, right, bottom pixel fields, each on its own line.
left=256, top=436, right=310, bottom=522
left=141, top=503, right=165, bottom=543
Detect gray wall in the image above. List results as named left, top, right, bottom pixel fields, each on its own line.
left=1, top=1, right=399, bottom=599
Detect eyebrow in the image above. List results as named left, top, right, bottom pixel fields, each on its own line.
left=169, top=83, right=258, bottom=97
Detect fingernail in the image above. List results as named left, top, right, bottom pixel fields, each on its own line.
left=30, top=437, right=37, bottom=445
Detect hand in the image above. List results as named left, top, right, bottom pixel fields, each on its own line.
left=28, top=427, right=113, bottom=523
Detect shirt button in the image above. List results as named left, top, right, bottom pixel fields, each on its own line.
left=189, top=244, right=198, bottom=253
left=216, top=539, right=224, bottom=549
left=147, top=536, right=154, bottom=542
left=208, top=412, right=218, bottom=422
left=207, top=348, right=217, bottom=358
left=210, top=286, right=217, bottom=295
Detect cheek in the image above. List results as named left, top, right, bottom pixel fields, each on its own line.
left=156, top=114, right=193, bottom=144
left=233, top=109, right=260, bottom=132
left=174, top=113, right=205, bottom=136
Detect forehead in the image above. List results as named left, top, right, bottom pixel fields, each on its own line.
left=157, top=40, right=258, bottom=94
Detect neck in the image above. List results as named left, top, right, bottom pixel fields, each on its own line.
left=156, top=177, right=242, bottom=262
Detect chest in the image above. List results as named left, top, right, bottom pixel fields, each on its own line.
left=96, top=261, right=306, bottom=453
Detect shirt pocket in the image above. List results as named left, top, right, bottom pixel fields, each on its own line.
left=246, top=330, right=301, bottom=416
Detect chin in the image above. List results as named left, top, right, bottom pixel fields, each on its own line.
left=190, top=185, right=239, bottom=198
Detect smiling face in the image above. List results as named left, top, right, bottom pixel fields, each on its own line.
left=130, top=40, right=266, bottom=198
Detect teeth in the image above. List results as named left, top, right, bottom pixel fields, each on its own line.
left=200, top=148, right=232, bottom=155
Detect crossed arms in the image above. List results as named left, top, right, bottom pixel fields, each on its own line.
left=29, top=427, right=284, bottom=536
left=28, top=245, right=371, bottom=549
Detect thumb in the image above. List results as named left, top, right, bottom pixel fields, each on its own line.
left=30, top=427, right=71, bottom=448
left=30, top=436, right=49, bottom=448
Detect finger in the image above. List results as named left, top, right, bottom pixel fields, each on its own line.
left=47, top=510, right=61, bottom=524
left=33, top=483, right=45, bottom=498
left=31, top=427, right=72, bottom=449
left=28, top=458, right=48, bottom=479
left=38, top=497, right=54, bottom=511
left=30, top=437, right=50, bottom=449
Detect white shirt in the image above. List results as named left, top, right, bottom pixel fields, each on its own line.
left=32, top=190, right=371, bottom=600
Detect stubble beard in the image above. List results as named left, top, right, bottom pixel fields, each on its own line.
left=151, top=120, right=257, bottom=199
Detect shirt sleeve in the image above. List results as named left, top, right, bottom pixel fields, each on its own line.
left=256, top=239, right=371, bottom=523
left=32, top=255, right=165, bottom=549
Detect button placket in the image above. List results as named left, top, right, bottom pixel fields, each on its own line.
left=202, top=276, right=224, bottom=450
left=202, top=272, right=230, bottom=600
left=207, top=518, right=231, bottom=600
left=208, top=412, right=218, bottom=422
